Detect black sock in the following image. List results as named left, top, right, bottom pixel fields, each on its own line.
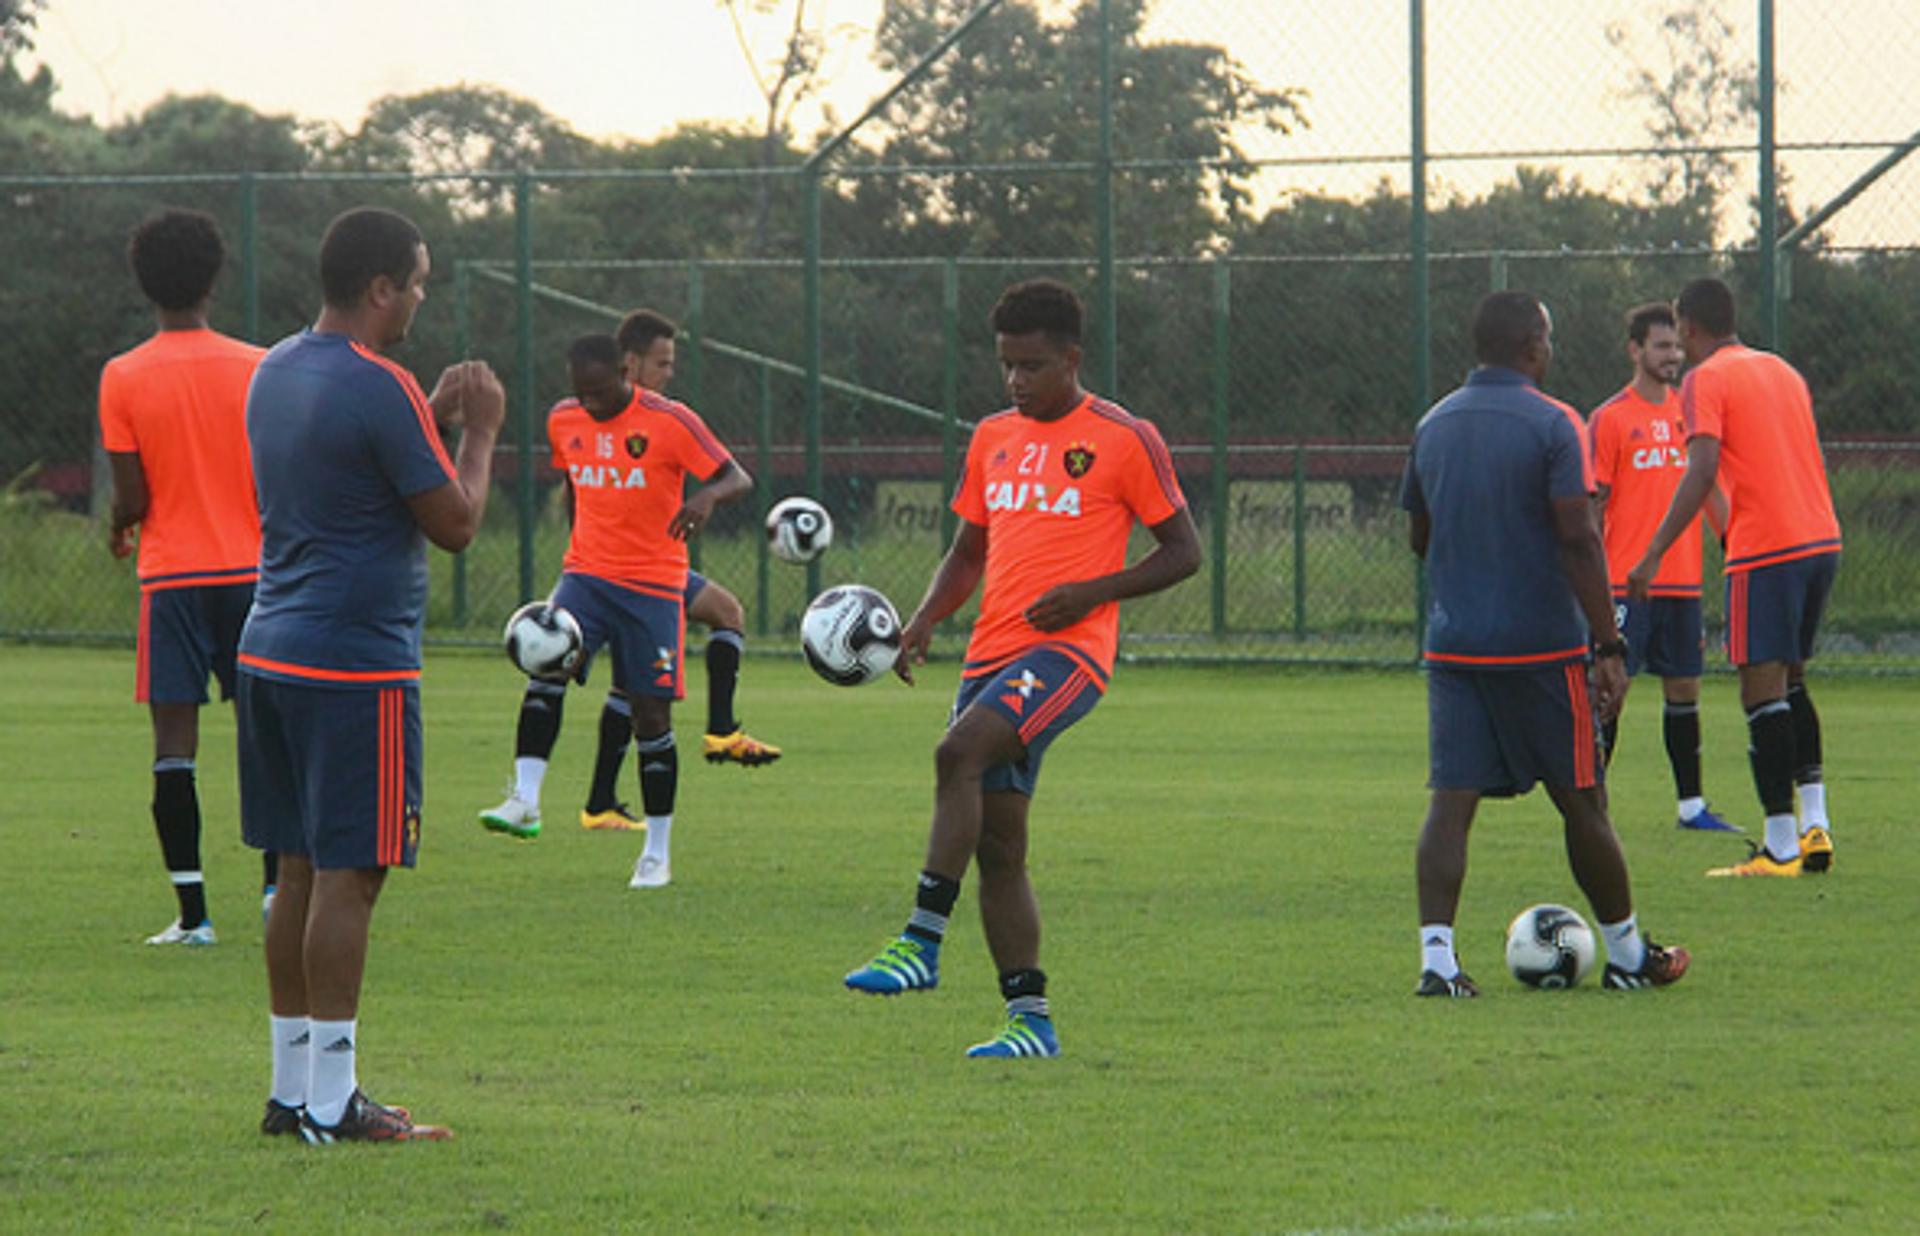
left=906, top=870, right=961, bottom=943
left=1599, top=717, right=1620, bottom=770
left=1745, top=699, right=1797, bottom=822
left=1664, top=701, right=1703, bottom=801
left=1787, top=683, right=1823, bottom=785
left=635, top=731, right=677, bottom=818
left=706, top=630, right=743, bottom=736
left=999, top=968, right=1047, bottom=1001
left=516, top=681, right=565, bottom=759
left=262, top=850, right=279, bottom=892
left=586, top=692, right=632, bottom=813
left=153, top=760, right=207, bottom=927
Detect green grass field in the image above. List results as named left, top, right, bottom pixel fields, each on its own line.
left=3, top=645, right=1915, bottom=1232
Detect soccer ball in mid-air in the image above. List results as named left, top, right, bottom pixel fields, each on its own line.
left=503, top=601, right=584, bottom=681
left=766, top=495, right=834, bottom=563
left=800, top=585, right=901, bottom=687
left=1504, top=903, right=1598, bottom=989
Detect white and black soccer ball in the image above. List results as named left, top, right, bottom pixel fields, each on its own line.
left=800, top=585, right=901, bottom=687
left=766, top=495, right=834, bottom=564
left=503, top=601, right=584, bottom=681
left=1504, top=903, right=1598, bottom=990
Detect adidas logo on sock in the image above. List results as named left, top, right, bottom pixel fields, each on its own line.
left=321, top=1036, right=354, bottom=1053
left=291, top=1032, right=311, bottom=1047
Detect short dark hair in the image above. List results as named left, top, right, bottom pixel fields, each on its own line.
left=127, top=208, right=225, bottom=312
left=1472, top=290, right=1548, bottom=367
left=567, top=333, right=620, bottom=371
left=1626, top=301, right=1676, bottom=346
left=319, top=207, right=424, bottom=310
left=1675, top=277, right=1737, bottom=337
left=615, top=309, right=677, bottom=357
left=990, top=279, right=1083, bottom=347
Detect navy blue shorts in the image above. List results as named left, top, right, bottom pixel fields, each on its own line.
left=136, top=582, right=254, bottom=704
left=1726, top=553, right=1838, bottom=666
left=952, top=646, right=1106, bottom=797
left=236, top=673, right=422, bottom=869
left=1427, top=662, right=1603, bottom=796
left=553, top=572, right=685, bottom=700
left=685, top=570, right=709, bottom=608
left=1612, top=593, right=1704, bottom=679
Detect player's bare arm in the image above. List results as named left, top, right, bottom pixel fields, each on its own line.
left=105, top=451, right=149, bottom=559
left=1024, top=507, right=1201, bottom=632
left=1627, top=434, right=1720, bottom=602
left=894, top=520, right=988, bottom=685
left=1408, top=510, right=1430, bottom=558
left=668, top=460, right=751, bottom=541
left=1551, top=493, right=1628, bottom=721
left=425, top=360, right=470, bottom=427
left=407, top=360, right=505, bottom=553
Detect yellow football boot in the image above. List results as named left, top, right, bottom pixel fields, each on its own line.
left=703, top=729, right=782, bottom=766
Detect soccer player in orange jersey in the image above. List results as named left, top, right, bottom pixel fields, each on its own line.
left=100, top=208, right=271, bottom=946
left=1629, top=278, right=1842, bottom=878
left=480, top=334, right=752, bottom=890
left=1588, top=302, right=1736, bottom=833
left=555, top=312, right=778, bottom=806
left=843, top=280, right=1200, bottom=1057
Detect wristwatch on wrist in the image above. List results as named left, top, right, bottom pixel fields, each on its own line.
left=1592, top=637, right=1629, bottom=661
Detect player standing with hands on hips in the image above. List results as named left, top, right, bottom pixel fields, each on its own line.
left=239, top=207, right=504, bottom=1142
left=1401, top=291, right=1689, bottom=997
left=843, top=279, right=1200, bottom=1058
left=1585, top=302, right=1736, bottom=833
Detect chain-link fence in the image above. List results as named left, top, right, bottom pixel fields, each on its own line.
left=3, top=0, right=1916, bottom=669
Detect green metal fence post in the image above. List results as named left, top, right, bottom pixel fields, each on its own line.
left=1096, top=0, right=1118, bottom=394
left=687, top=260, right=706, bottom=573
left=802, top=171, right=824, bottom=600
left=1293, top=444, right=1308, bottom=639
left=757, top=365, right=773, bottom=640
left=1489, top=250, right=1508, bottom=292
left=1410, top=0, right=1430, bottom=659
left=941, top=258, right=961, bottom=549
left=1209, top=259, right=1230, bottom=638
left=1758, top=0, right=1779, bottom=349
left=239, top=173, right=259, bottom=343
left=452, top=259, right=472, bottom=625
left=515, top=170, right=536, bottom=604
left=686, top=260, right=706, bottom=407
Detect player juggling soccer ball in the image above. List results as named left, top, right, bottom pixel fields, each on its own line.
left=100, top=207, right=274, bottom=945
left=1628, top=277, right=1842, bottom=878
left=1401, top=291, right=1689, bottom=998
left=844, top=279, right=1201, bottom=1058
left=1586, top=302, right=1737, bottom=833
left=480, top=333, right=752, bottom=892
left=240, top=207, right=505, bottom=1142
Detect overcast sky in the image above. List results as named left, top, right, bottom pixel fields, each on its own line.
left=21, top=0, right=1920, bottom=245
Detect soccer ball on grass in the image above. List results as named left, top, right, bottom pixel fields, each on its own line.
left=766, top=495, right=833, bottom=563
left=503, top=601, right=584, bottom=681
left=800, top=585, right=901, bottom=687
left=1504, top=903, right=1597, bottom=989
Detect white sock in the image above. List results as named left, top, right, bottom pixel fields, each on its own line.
left=270, top=1015, right=310, bottom=1108
left=1420, top=924, right=1458, bottom=978
left=1677, top=796, right=1706, bottom=822
left=513, top=757, right=548, bottom=805
left=1797, top=782, right=1828, bottom=831
left=1601, top=914, right=1646, bottom=973
left=1765, top=813, right=1801, bottom=860
left=306, top=1018, right=358, bottom=1128
left=643, top=816, right=673, bottom=864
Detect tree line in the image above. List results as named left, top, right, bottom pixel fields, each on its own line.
left=2, top=0, right=1914, bottom=501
